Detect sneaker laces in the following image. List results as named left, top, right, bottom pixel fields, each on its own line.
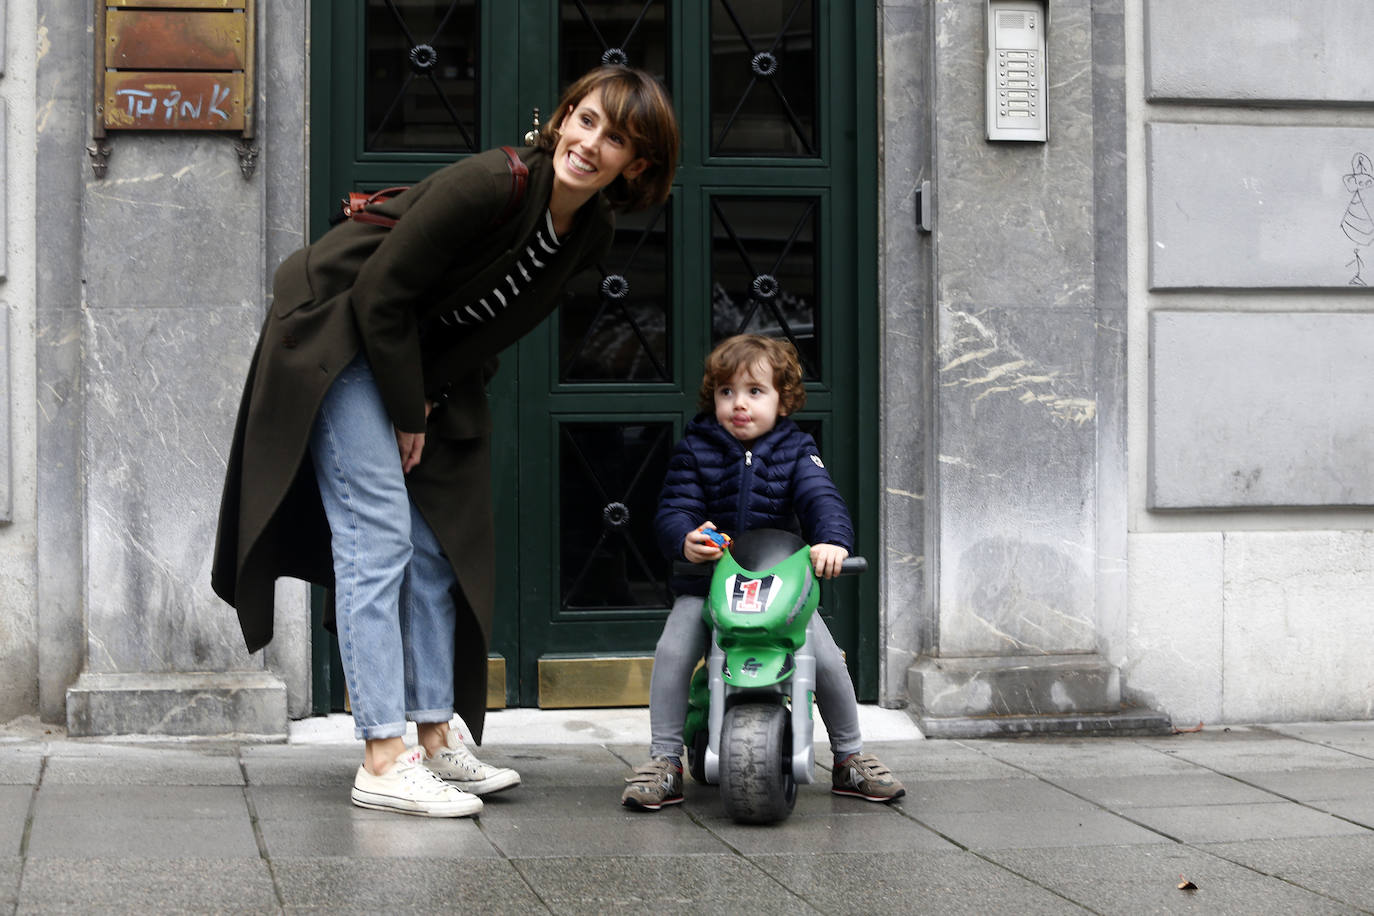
left=434, top=734, right=490, bottom=777
left=393, top=749, right=456, bottom=798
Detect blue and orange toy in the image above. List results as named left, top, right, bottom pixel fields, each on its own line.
left=698, top=525, right=732, bottom=549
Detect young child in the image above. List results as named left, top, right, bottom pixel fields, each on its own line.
left=621, top=334, right=905, bottom=810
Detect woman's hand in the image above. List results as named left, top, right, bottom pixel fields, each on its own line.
left=396, top=429, right=426, bottom=474
left=683, top=522, right=726, bottom=564
left=811, top=543, right=849, bottom=579
left=394, top=403, right=434, bottom=474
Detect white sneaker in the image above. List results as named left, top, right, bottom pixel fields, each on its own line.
left=422, top=726, right=521, bottom=796
left=351, top=746, right=483, bottom=817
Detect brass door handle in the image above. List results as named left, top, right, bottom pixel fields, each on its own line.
left=523, top=107, right=541, bottom=145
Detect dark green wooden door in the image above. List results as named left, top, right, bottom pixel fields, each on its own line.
left=310, top=0, right=877, bottom=712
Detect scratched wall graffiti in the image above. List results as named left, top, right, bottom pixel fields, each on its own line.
left=1341, top=152, right=1374, bottom=286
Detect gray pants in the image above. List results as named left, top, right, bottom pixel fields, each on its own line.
left=648, top=594, right=862, bottom=759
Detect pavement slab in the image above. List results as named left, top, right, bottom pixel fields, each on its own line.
left=1119, top=801, right=1371, bottom=845
left=0, top=857, right=19, bottom=910
left=269, top=856, right=543, bottom=913
left=915, top=805, right=1173, bottom=851
left=698, top=809, right=954, bottom=855
left=15, top=857, right=279, bottom=914
left=40, top=749, right=244, bottom=787
left=0, top=786, right=32, bottom=858
left=749, top=849, right=1090, bottom=915
left=257, top=813, right=498, bottom=858
left=2, top=713, right=1373, bottom=913
left=480, top=810, right=733, bottom=858
left=26, top=812, right=262, bottom=859
left=514, top=854, right=820, bottom=916
left=1050, top=772, right=1281, bottom=809
left=1201, top=835, right=1374, bottom=912
left=0, top=749, right=44, bottom=786
left=985, top=844, right=1362, bottom=915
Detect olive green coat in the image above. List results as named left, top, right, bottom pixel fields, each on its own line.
left=211, top=146, right=613, bottom=743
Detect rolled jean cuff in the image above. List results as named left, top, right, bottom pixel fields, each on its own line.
left=354, top=719, right=408, bottom=741
left=408, top=708, right=454, bottom=725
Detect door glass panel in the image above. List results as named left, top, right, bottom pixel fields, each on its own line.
left=559, top=422, right=675, bottom=611
left=710, top=196, right=820, bottom=378
left=364, top=0, right=480, bottom=152
left=560, top=0, right=670, bottom=85
left=710, top=0, right=817, bottom=157
left=560, top=201, right=673, bottom=382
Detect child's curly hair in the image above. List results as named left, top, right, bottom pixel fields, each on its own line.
left=697, top=334, right=806, bottom=415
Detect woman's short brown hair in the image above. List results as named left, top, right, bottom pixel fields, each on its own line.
left=697, top=334, right=806, bottom=416
left=535, top=66, right=680, bottom=212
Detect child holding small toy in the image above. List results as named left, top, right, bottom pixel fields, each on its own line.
left=621, top=334, right=905, bottom=810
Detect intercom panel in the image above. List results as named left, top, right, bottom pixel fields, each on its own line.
left=986, top=1, right=1047, bottom=142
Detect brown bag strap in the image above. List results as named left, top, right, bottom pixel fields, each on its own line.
left=494, top=146, right=529, bottom=227
left=340, top=149, right=528, bottom=231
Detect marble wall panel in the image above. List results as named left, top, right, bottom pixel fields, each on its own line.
left=1148, top=123, right=1374, bottom=289
left=0, top=306, right=8, bottom=523
left=935, top=304, right=1098, bottom=656
left=82, top=134, right=264, bottom=309
left=35, top=0, right=93, bottom=722
left=84, top=306, right=263, bottom=674
left=1149, top=311, right=1374, bottom=508
left=933, top=0, right=1096, bottom=310
left=1123, top=532, right=1223, bottom=726
left=257, top=0, right=311, bottom=718
left=879, top=1, right=932, bottom=702
left=1222, top=531, right=1374, bottom=722
left=1091, top=1, right=1130, bottom=662
left=1145, top=0, right=1374, bottom=104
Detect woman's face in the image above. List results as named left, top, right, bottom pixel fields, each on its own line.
left=552, top=87, right=648, bottom=198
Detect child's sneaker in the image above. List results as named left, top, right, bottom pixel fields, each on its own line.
left=621, top=756, right=684, bottom=810
left=831, top=752, right=906, bottom=802
left=422, top=728, right=521, bottom=796
left=352, top=747, right=483, bottom=817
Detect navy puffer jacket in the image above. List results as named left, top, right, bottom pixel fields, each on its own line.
left=654, top=413, right=855, bottom=596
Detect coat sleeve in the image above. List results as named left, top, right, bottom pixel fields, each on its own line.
left=654, top=438, right=708, bottom=561
left=348, top=156, right=509, bottom=433
left=790, top=435, right=855, bottom=553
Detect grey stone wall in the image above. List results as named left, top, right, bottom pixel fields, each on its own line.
left=878, top=1, right=933, bottom=704
left=901, top=0, right=1132, bottom=732
left=929, top=0, right=1104, bottom=657
left=1145, top=0, right=1374, bottom=104
left=36, top=1, right=309, bottom=735
left=1124, top=0, right=1374, bottom=724
left=1149, top=311, right=1374, bottom=508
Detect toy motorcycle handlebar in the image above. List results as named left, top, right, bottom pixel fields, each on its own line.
left=673, top=556, right=867, bottom=577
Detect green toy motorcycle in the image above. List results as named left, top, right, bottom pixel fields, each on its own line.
left=682, top=528, right=865, bottom=825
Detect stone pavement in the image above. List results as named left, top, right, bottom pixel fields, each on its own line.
left=1, top=710, right=1373, bottom=914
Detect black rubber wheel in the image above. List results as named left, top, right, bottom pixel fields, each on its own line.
left=719, top=702, right=796, bottom=824
left=687, top=728, right=709, bottom=785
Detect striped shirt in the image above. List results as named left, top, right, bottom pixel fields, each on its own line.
left=438, top=210, right=562, bottom=328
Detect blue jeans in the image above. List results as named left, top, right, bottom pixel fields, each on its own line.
left=310, top=353, right=457, bottom=740
left=648, top=594, right=862, bottom=759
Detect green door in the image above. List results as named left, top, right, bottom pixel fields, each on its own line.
left=310, top=0, right=877, bottom=712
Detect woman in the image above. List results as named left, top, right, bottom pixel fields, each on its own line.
left=212, top=67, right=679, bottom=817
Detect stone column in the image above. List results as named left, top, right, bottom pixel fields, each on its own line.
left=40, top=1, right=311, bottom=736
left=904, top=0, right=1165, bottom=736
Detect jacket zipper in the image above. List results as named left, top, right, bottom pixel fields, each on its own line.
left=737, top=449, right=754, bottom=522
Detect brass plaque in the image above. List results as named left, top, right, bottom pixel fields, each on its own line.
left=104, top=72, right=245, bottom=131
left=109, top=0, right=239, bottom=7
left=538, top=656, right=655, bottom=709
left=487, top=656, right=507, bottom=710
left=107, top=10, right=246, bottom=71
